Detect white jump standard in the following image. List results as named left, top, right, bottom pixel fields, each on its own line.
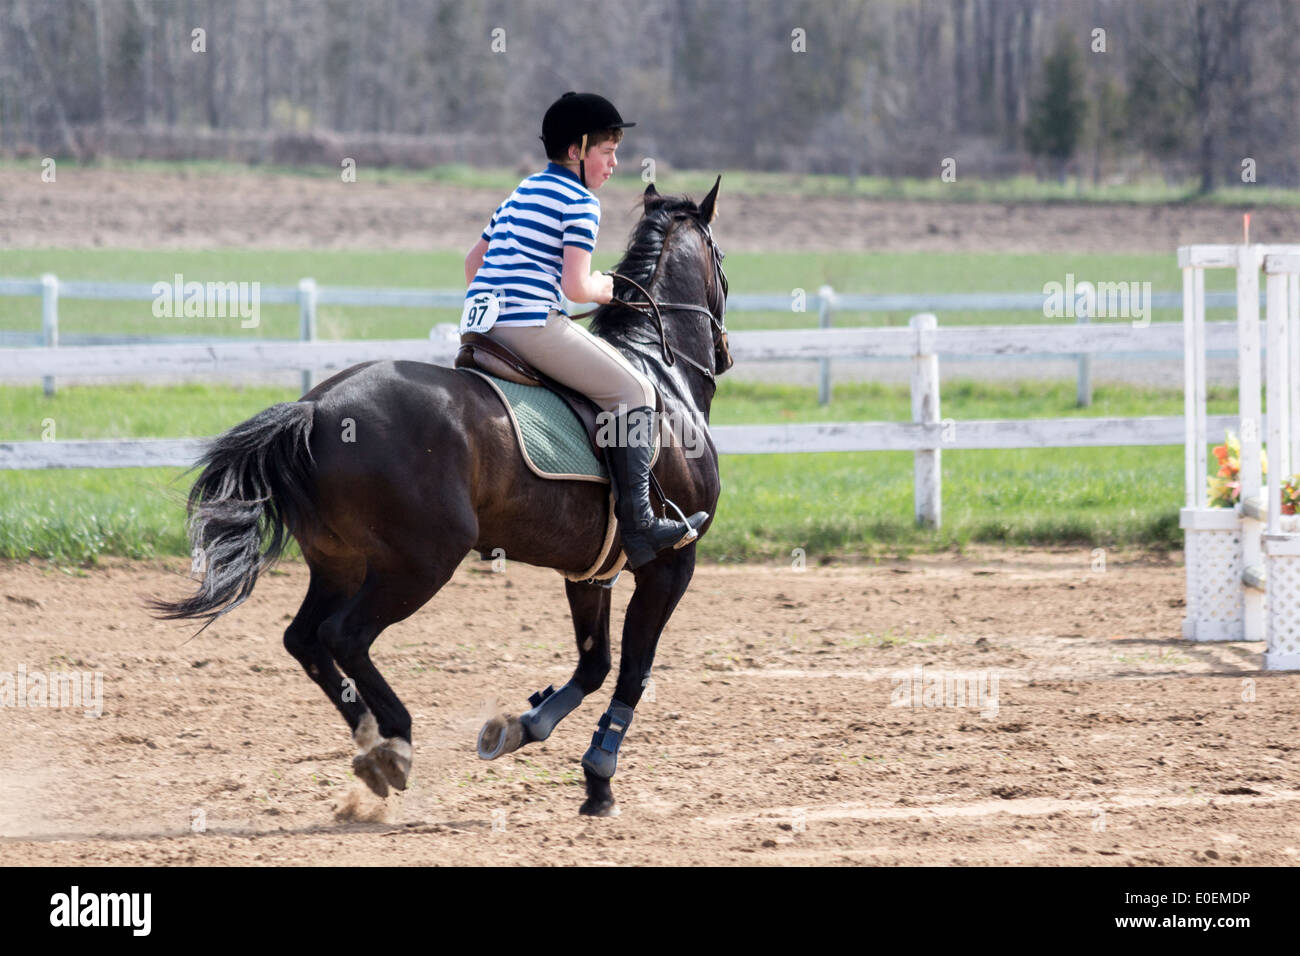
left=1180, top=243, right=1300, bottom=669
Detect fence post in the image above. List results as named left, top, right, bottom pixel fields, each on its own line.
left=1290, top=271, right=1300, bottom=475
left=817, top=284, right=834, bottom=406
left=1236, top=245, right=1264, bottom=642
left=1075, top=281, right=1093, bottom=407
left=298, top=277, right=317, bottom=395
left=41, top=273, right=58, bottom=397
left=910, top=312, right=941, bottom=528
left=1265, top=266, right=1291, bottom=534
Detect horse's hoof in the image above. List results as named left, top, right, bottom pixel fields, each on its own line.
left=579, top=769, right=617, bottom=817
left=578, top=797, right=619, bottom=817
left=352, top=752, right=389, bottom=798
left=373, top=738, right=411, bottom=791
left=477, top=714, right=525, bottom=760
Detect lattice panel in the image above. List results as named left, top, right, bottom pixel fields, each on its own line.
left=1184, top=527, right=1243, bottom=638
left=1267, top=553, right=1300, bottom=660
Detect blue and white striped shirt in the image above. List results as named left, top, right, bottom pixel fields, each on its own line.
left=466, top=162, right=601, bottom=326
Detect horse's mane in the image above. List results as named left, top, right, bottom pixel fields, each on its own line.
left=587, top=194, right=702, bottom=342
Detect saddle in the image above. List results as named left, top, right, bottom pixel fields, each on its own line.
left=455, top=332, right=605, bottom=457
left=455, top=331, right=673, bottom=585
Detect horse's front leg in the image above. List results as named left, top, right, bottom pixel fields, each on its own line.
left=476, top=577, right=612, bottom=759
left=580, top=546, right=695, bottom=817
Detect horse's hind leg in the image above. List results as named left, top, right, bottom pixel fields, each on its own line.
left=318, top=559, right=458, bottom=797
left=477, top=578, right=612, bottom=759
left=579, top=547, right=695, bottom=817
left=282, top=553, right=377, bottom=770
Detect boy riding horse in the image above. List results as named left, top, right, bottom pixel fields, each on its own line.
left=462, top=91, right=708, bottom=569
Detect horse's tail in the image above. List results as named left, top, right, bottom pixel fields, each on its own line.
left=148, top=401, right=316, bottom=629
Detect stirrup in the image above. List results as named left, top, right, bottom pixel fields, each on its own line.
left=663, top=497, right=699, bottom=548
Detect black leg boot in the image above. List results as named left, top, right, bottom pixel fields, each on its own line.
left=605, top=406, right=708, bottom=570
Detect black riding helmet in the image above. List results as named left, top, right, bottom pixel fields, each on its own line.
left=541, top=92, right=635, bottom=188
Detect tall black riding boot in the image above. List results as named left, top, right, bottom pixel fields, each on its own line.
left=605, top=406, right=709, bottom=570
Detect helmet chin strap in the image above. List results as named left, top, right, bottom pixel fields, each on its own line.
left=578, top=133, right=588, bottom=188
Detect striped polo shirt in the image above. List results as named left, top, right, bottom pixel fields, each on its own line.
left=466, top=162, right=601, bottom=326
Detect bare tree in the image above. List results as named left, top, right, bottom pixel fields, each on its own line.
left=11, top=0, right=81, bottom=156
left=0, top=0, right=1292, bottom=187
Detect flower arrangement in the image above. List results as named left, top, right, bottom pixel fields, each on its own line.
left=1208, top=431, right=1266, bottom=507
left=1283, top=475, right=1300, bottom=515
left=1207, top=431, right=1300, bottom=519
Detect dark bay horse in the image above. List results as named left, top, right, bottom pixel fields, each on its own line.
left=150, top=179, right=731, bottom=816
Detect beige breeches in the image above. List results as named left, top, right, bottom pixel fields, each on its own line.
left=488, top=309, right=656, bottom=412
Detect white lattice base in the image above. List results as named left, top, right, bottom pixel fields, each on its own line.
left=1264, top=533, right=1300, bottom=670
left=1182, top=508, right=1244, bottom=642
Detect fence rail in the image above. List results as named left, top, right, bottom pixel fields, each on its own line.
left=0, top=275, right=1247, bottom=311
left=1, top=273, right=1262, bottom=402
left=0, top=416, right=1242, bottom=470
left=0, top=318, right=1255, bottom=380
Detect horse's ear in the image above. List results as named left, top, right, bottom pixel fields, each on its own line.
left=698, top=175, right=722, bottom=224
left=642, top=182, right=660, bottom=210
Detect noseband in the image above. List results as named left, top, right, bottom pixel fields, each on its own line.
left=602, top=219, right=730, bottom=381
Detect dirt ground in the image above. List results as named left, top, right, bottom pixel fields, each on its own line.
left=3, top=164, right=1297, bottom=253
left=2, top=548, right=1298, bottom=866
left=4, top=167, right=1299, bottom=867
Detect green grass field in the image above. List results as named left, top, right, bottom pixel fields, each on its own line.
left=0, top=378, right=1237, bottom=565
left=0, top=247, right=1236, bottom=339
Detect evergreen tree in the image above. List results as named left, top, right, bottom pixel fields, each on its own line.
left=1025, top=29, right=1088, bottom=183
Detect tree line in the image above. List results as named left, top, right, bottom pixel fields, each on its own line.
left=1, top=0, right=1296, bottom=191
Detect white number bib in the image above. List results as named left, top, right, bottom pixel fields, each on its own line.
left=460, top=292, right=501, bottom=334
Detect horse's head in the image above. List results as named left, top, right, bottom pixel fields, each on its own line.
left=638, top=178, right=733, bottom=377
left=594, top=178, right=732, bottom=383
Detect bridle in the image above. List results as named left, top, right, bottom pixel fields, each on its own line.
left=588, top=217, right=731, bottom=382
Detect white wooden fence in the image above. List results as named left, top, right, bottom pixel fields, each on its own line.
left=1, top=274, right=1249, bottom=401
left=0, top=309, right=1245, bottom=528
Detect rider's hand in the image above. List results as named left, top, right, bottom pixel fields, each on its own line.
left=592, top=271, right=615, bottom=305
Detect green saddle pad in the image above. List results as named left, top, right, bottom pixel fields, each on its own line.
left=468, top=370, right=608, bottom=482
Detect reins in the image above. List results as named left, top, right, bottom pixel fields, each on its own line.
left=572, top=221, right=729, bottom=382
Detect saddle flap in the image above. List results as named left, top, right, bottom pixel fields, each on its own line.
left=455, top=333, right=542, bottom=386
